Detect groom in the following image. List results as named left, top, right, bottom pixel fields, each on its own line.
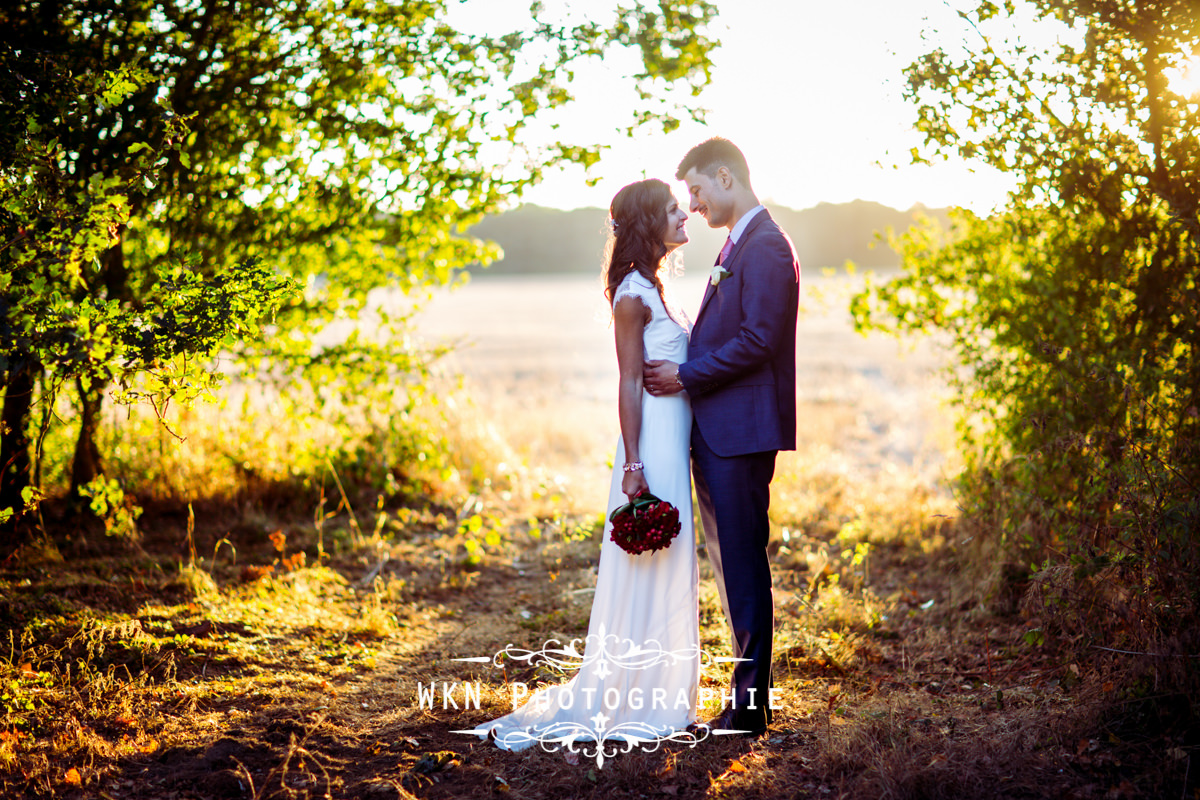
left=645, top=137, right=799, bottom=736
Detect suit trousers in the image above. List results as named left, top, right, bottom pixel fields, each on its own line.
left=690, top=419, right=776, bottom=726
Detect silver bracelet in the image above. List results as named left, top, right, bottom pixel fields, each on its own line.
left=623, top=461, right=644, bottom=472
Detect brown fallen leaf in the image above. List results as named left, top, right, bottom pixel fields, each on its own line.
left=65, top=767, right=82, bottom=786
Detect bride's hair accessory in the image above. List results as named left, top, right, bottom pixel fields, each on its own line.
left=607, top=217, right=620, bottom=234
left=608, top=491, right=682, bottom=555
left=622, top=460, right=644, bottom=472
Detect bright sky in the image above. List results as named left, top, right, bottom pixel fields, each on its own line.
left=450, top=0, right=1018, bottom=213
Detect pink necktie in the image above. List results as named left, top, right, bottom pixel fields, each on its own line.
left=718, top=236, right=733, bottom=265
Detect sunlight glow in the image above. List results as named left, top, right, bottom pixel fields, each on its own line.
left=1167, top=56, right=1200, bottom=98
left=443, top=0, right=1020, bottom=214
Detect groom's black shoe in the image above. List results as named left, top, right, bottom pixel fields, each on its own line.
left=707, top=705, right=767, bottom=738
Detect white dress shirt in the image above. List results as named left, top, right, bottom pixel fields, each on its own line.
left=728, top=204, right=765, bottom=244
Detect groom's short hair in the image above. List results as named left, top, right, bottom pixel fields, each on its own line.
left=676, top=137, right=752, bottom=189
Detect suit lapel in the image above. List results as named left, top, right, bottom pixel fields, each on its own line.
left=695, top=254, right=720, bottom=322
left=694, top=210, right=772, bottom=325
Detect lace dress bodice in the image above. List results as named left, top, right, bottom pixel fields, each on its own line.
left=612, top=272, right=689, bottom=364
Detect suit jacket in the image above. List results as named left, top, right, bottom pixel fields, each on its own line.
left=679, top=209, right=799, bottom=457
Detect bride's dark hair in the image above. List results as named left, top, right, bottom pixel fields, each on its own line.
left=602, top=178, right=673, bottom=307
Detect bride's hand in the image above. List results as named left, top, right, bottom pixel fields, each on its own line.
left=622, top=468, right=649, bottom=500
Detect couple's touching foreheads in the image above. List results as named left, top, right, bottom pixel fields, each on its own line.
left=473, top=137, right=800, bottom=753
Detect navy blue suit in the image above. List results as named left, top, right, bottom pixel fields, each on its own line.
left=678, top=209, right=799, bottom=728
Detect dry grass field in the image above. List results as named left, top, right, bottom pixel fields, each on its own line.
left=416, top=271, right=954, bottom=507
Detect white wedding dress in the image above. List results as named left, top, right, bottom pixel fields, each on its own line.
left=474, top=271, right=700, bottom=753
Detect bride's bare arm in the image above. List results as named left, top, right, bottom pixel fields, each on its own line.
left=614, top=295, right=651, bottom=499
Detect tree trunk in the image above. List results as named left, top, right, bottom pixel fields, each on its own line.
left=0, top=357, right=37, bottom=525
left=70, top=377, right=106, bottom=498
left=67, top=242, right=123, bottom=514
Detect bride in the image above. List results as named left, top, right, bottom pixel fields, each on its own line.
left=474, top=178, right=700, bottom=751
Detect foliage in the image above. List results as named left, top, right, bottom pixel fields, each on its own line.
left=76, top=476, right=141, bottom=539
left=0, top=47, right=294, bottom=521
left=5, top=0, right=717, bottom=290
left=851, top=0, right=1199, bottom=676
left=0, top=0, right=719, bottom=523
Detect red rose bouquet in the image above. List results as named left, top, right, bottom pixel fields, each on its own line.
left=608, top=492, right=681, bottom=555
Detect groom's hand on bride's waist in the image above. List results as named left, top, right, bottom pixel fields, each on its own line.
left=644, top=359, right=684, bottom=396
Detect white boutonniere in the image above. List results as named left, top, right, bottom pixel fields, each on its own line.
left=710, top=266, right=731, bottom=286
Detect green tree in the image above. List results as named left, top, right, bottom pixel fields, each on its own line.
left=1, top=48, right=294, bottom=530
left=852, top=1, right=1199, bottom=655
left=0, top=1, right=718, bottom=514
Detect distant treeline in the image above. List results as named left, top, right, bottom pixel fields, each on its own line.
left=465, top=200, right=951, bottom=275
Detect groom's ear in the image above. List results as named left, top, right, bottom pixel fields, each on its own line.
left=716, top=165, right=734, bottom=190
